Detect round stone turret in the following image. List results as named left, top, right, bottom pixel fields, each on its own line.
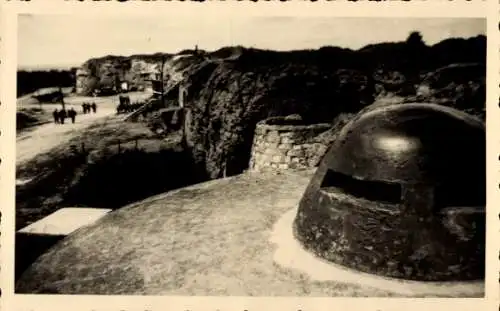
left=293, top=103, right=485, bottom=281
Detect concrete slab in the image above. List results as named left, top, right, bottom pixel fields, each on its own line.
left=18, top=208, right=112, bottom=236
left=16, top=178, right=33, bottom=186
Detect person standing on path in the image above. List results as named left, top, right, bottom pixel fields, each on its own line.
left=59, top=108, right=67, bottom=124
left=91, top=102, right=97, bottom=113
left=53, top=108, right=60, bottom=124
left=68, top=108, right=77, bottom=124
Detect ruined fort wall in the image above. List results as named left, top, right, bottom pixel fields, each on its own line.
left=249, top=118, right=331, bottom=171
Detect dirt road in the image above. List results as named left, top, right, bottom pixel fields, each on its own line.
left=16, top=106, right=115, bottom=166
left=16, top=92, right=152, bottom=167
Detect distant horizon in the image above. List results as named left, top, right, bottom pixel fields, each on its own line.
left=18, top=34, right=486, bottom=72
left=18, top=16, right=485, bottom=70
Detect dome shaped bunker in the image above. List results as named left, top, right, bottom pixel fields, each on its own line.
left=293, top=103, right=485, bottom=281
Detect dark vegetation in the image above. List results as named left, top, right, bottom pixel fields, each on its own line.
left=17, top=69, right=76, bottom=97
left=16, top=108, right=52, bottom=131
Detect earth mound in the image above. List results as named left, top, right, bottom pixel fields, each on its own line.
left=75, top=35, right=485, bottom=180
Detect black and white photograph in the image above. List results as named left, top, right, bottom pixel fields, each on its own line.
left=11, top=13, right=487, bottom=298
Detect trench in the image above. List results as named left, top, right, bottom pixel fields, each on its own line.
left=17, top=146, right=207, bottom=228
left=63, top=148, right=206, bottom=209
left=15, top=144, right=208, bottom=281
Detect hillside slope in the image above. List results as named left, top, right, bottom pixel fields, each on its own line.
left=76, top=35, right=486, bottom=179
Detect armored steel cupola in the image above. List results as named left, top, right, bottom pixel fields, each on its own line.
left=293, top=103, right=485, bottom=281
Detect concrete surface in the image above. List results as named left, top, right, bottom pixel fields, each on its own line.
left=271, top=207, right=483, bottom=297
left=18, top=208, right=112, bottom=236
left=15, top=170, right=484, bottom=297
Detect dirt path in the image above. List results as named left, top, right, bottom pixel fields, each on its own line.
left=16, top=107, right=115, bottom=166
left=16, top=92, right=152, bottom=167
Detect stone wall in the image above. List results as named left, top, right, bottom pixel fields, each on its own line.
left=249, top=117, right=331, bottom=171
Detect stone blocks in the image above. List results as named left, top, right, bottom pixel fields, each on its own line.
left=249, top=118, right=331, bottom=171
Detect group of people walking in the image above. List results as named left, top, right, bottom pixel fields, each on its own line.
left=53, top=108, right=77, bottom=124
left=82, top=102, right=97, bottom=114
left=52, top=102, right=98, bottom=125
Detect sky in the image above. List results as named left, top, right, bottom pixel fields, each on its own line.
left=18, top=15, right=485, bottom=70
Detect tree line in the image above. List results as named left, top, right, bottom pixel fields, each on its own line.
left=17, top=32, right=486, bottom=99
left=17, top=69, right=77, bottom=97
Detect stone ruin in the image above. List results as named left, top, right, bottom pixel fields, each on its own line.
left=249, top=115, right=331, bottom=171
left=293, top=103, right=485, bottom=281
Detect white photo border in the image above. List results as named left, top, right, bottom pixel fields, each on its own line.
left=1, top=1, right=498, bottom=310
